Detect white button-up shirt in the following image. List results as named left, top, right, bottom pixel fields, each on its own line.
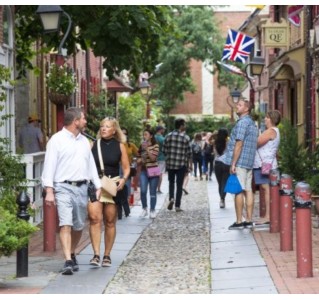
left=41, top=127, right=101, bottom=189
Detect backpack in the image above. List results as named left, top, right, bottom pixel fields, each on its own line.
left=204, top=143, right=213, bottom=155
left=192, top=142, right=202, bottom=154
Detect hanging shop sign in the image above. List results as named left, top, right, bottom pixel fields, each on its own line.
left=262, top=18, right=289, bottom=47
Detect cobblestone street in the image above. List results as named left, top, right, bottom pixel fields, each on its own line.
left=104, top=180, right=211, bottom=294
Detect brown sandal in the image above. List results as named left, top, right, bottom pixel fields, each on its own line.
left=90, top=254, right=100, bottom=266
left=102, top=255, right=112, bottom=267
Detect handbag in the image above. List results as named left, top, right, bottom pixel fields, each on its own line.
left=88, top=181, right=97, bottom=202
left=224, top=174, right=243, bottom=194
left=258, top=150, right=273, bottom=175
left=97, top=139, right=118, bottom=197
left=146, top=165, right=161, bottom=178
left=261, top=162, right=272, bottom=175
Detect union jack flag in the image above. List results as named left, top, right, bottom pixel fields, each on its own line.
left=222, top=29, right=255, bottom=63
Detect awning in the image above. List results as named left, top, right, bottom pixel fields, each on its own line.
left=106, top=76, right=134, bottom=92
left=270, top=63, right=294, bottom=80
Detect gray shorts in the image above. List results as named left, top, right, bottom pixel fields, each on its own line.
left=54, top=182, right=88, bottom=231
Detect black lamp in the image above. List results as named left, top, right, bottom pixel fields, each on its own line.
left=36, top=5, right=72, bottom=56
left=139, top=79, right=151, bottom=96
left=36, top=5, right=63, bottom=33
left=249, top=54, right=265, bottom=76
left=230, top=88, right=242, bottom=103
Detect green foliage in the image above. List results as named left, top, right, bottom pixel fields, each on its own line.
left=46, top=63, right=77, bottom=95
left=153, top=6, right=225, bottom=112
left=302, top=144, right=319, bottom=195
left=184, top=116, right=232, bottom=139
left=118, top=93, right=148, bottom=145
left=15, top=5, right=172, bottom=80
left=0, top=65, right=37, bottom=257
left=86, top=91, right=115, bottom=138
left=278, top=119, right=308, bottom=182
left=0, top=207, right=38, bottom=257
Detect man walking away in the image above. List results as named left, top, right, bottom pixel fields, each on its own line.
left=163, top=118, right=192, bottom=212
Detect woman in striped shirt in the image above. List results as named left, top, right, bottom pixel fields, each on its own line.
left=137, top=128, right=160, bottom=219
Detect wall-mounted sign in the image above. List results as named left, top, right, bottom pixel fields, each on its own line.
left=262, top=18, right=289, bottom=47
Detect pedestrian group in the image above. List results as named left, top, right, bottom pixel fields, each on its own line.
left=41, top=103, right=281, bottom=275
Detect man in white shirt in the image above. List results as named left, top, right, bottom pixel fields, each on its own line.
left=42, top=107, right=101, bottom=275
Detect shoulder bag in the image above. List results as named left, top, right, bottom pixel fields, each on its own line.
left=97, top=139, right=118, bottom=197
left=257, top=150, right=273, bottom=175
left=146, top=165, right=161, bottom=178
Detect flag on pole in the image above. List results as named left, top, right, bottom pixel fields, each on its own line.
left=222, top=29, right=255, bottom=63
left=217, top=61, right=245, bottom=77
left=288, top=5, right=304, bottom=27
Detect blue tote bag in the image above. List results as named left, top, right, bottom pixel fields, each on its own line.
left=224, top=174, right=243, bottom=194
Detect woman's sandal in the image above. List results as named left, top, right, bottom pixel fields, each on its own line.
left=102, top=255, right=112, bottom=267
left=90, top=254, right=100, bottom=266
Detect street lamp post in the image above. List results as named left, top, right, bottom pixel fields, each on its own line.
left=36, top=5, right=72, bottom=130
left=36, top=5, right=72, bottom=252
left=244, top=50, right=265, bottom=109
left=226, top=88, right=242, bottom=122
left=139, top=78, right=152, bottom=119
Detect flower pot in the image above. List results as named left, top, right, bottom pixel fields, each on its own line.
left=48, top=93, right=71, bottom=105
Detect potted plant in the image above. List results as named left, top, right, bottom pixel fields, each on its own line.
left=304, top=146, right=319, bottom=213
left=46, top=63, right=77, bottom=105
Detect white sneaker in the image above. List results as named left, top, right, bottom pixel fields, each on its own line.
left=150, top=210, right=156, bottom=219
left=140, top=208, right=148, bottom=217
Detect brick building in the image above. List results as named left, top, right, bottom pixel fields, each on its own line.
left=171, top=6, right=255, bottom=120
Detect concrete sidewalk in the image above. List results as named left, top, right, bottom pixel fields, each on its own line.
left=208, top=182, right=277, bottom=293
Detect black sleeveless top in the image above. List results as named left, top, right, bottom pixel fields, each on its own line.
left=91, top=138, right=121, bottom=178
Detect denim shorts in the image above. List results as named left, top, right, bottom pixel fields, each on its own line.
left=54, top=182, right=88, bottom=231
left=253, top=168, right=270, bottom=185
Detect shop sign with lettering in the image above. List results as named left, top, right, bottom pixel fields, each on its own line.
left=262, top=18, right=289, bottom=47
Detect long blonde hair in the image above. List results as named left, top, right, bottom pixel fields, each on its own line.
left=96, top=117, right=126, bottom=143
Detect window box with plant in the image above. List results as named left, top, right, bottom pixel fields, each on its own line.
left=46, top=63, right=77, bottom=105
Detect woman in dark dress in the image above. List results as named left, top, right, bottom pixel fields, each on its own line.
left=88, top=117, right=130, bottom=267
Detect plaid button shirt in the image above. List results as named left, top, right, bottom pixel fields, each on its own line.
left=163, top=130, right=192, bottom=170
left=223, top=115, right=258, bottom=169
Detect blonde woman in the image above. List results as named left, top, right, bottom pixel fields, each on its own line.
left=88, top=117, right=130, bottom=267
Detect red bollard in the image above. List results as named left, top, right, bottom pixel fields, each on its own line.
left=279, top=174, right=293, bottom=251
left=270, top=169, right=280, bottom=233
left=295, top=182, right=313, bottom=278
left=43, top=189, right=57, bottom=251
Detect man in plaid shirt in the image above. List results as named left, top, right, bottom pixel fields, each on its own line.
left=163, top=118, right=192, bottom=212
left=222, top=99, right=258, bottom=230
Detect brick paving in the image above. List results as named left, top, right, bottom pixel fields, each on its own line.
left=253, top=213, right=319, bottom=294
